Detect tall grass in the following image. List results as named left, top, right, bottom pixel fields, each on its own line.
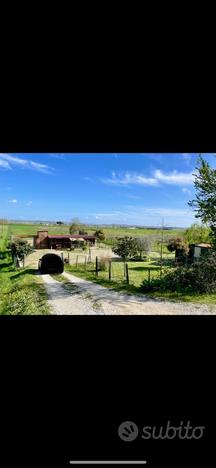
left=0, top=252, right=50, bottom=315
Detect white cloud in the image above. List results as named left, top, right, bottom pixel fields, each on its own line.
left=101, top=169, right=195, bottom=187
left=26, top=201, right=32, bottom=206
left=9, top=199, right=18, bottom=203
left=153, top=169, right=194, bottom=185
left=182, top=187, right=192, bottom=195
left=29, top=161, right=52, bottom=173
left=0, top=154, right=53, bottom=174
left=0, top=159, right=11, bottom=169
left=101, top=172, right=159, bottom=186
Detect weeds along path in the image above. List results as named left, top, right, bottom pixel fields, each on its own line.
left=62, top=272, right=216, bottom=315
left=41, top=271, right=216, bottom=315
left=41, top=274, right=106, bottom=315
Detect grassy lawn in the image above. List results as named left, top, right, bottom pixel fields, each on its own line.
left=0, top=253, right=50, bottom=315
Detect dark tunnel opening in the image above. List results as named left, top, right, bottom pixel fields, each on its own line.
left=38, top=253, right=64, bottom=274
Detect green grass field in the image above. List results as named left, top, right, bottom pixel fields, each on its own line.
left=8, top=223, right=184, bottom=238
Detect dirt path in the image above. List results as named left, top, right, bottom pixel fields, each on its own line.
left=42, top=274, right=104, bottom=315
left=42, top=272, right=216, bottom=315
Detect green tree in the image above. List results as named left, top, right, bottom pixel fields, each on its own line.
left=69, top=218, right=81, bottom=235
left=134, top=237, right=151, bottom=259
left=189, top=155, right=216, bottom=246
left=94, top=230, right=105, bottom=242
left=167, top=237, right=189, bottom=261
left=79, top=230, right=88, bottom=235
left=9, top=239, right=34, bottom=261
left=183, top=223, right=210, bottom=245
left=112, top=236, right=138, bottom=260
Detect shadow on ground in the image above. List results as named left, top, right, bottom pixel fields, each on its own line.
left=129, top=265, right=161, bottom=272
left=10, top=268, right=39, bottom=280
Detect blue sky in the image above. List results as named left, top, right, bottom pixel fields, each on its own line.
left=0, top=153, right=215, bottom=227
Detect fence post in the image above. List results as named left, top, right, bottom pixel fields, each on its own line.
left=61, top=252, right=64, bottom=262
left=109, top=260, right=112, bottom=280
left=124, top=260, right=126, bottom=277
left=148, top=268, right=151, bottom=284
left=68, top=252, right=70, bottom=264
left=85, top=256, right=87, bottom=270
left=126, top=263, right=129, bottom=284
left=96, top=256, right=99, bottom=276
left=76, top=255, right=79, bottom=267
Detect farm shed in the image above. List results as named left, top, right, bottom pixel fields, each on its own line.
left=188, top=243, right=212, bottom=262
left=34, top=231, right=96, bottom=249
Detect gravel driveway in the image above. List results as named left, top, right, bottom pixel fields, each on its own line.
left=42, top=274, right=104, bottom=315
left=42, top=272, right=216, bottom=315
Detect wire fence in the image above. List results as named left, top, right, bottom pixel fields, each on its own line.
left=64, top=253, right=175, bottom=287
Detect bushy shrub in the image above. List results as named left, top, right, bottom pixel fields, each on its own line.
left=167, top=237, right=189, bottom=255
left=94, top=230, right=105, bottom=242
left=141, top=253, right=216, bottom=294
left=99, top=256, right=111, bottom=271
left=8, top=239, right=34, bottom=260
left=112, top=236, right=138, bottom=260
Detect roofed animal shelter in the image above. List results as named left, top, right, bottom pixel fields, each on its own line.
left=188, top=243, right=212, bottom=263
left=12, top=230, right=96, bottom=249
